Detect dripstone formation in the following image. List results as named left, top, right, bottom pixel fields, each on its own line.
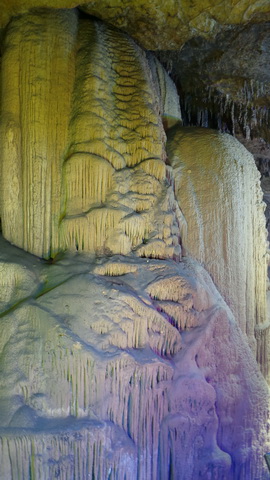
left=0, top=7, right=269, bottom=480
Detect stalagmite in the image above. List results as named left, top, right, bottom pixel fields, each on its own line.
left=0, top=7, right=269, bottom=480
left=167, top=126, right=269, bottom=379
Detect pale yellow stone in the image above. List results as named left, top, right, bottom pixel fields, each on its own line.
left=167, top=126, right=269, bottom=376
left=1, top=0, right=270, bottom=49
left=81, top=0, right=270, bottom=49
left=0, top=12, right=182, bottom=260
left=0, top=9, right=77, bottom=257
left=147, top=53, right=182, bottom=129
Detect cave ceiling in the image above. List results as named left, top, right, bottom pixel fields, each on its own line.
left=1, top=0, right=270, bottom=48
left=1, top=0, right=270, bottom=141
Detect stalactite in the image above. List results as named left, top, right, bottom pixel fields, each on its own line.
left=63, top=153, right=115, bottom=215
left=181, top=81, right=270, bottom=141
left=0, top=423, right=137, bottom=480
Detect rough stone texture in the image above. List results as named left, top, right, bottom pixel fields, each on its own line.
left=0, top=237, right=268, bottom=479
left=157, top=22, right=270, bottom=139
left=159, top=22, right=270, bottom=99
left=167, top=126, right=269, bottom=378
left=1, top=1, right=270, bottom=49
left=81, top=0, right=270, bottom=50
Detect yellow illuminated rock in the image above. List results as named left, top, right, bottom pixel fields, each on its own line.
left=0, top=9, right=77, bottom=258
left=148, top=53, right=182, bottom=129
left=0, top=11, right=182, bottom=259
left=81, top=0, right=270, bottom=49
left=1, top=1, right=270, bottom=49
left=0, top=8, right=269, bottom=479
left=167, top=126, right=269, bottom=378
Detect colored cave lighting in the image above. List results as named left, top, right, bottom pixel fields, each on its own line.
left=264, top=453, right=270, bottom=472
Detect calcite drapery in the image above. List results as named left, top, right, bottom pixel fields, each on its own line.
left=0, top=8, right=269, bottom=480
left=167, top=126, right=269, bottom=379
left=0, top=237, right=268, bottom=479
left=0, top=9, right=181, bottom=260
left=0, top=9, right=77, bottom=257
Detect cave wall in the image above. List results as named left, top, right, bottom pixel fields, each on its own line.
left=0, top=7, right=269, bottom=480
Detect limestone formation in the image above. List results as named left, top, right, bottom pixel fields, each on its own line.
left=1, top=1, right=270, bottom=49
left=167, top=126, right=269, bottom=378
left=0, top=9, right=77, bottom=257
left=0, top=7, right=269, bottom=480
left=0, top=237, right=268, bottom=479
left=0, top=10, right=181, bottom=260
left=158, top=22, right=270, bottom=145
left=147, top=53, right=182, bottom=130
